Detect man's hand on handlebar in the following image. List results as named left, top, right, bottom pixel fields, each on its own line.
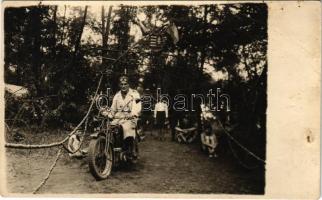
left=104, top=112, right=138, bottom=121
left=99, top=108, right=113, bottom=118
left=124, top=114, right=138, bottom=120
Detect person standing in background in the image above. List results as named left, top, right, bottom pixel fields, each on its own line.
left=154, top=99, right=168, bottom=141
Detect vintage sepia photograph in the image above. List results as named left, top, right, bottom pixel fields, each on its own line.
left=3, top=1, right=268, bottom=195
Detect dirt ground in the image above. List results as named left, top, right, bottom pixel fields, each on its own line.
left=6, top=129, right=264, bottom=194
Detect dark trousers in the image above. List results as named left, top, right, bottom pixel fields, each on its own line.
left=170, top=116, right=178, bottom=141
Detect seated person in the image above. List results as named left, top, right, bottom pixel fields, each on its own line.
left=104, top=75, right=142, bottom=159
left=200, top=123, right=218, bottom=158
left=175, top=113, right=198, bottom=143
left=200, top=103, right=218, bottom=158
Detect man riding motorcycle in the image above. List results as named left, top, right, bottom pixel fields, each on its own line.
left=102, top=75, right=142, bottom=160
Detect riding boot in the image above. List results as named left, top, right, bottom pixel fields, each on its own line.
left=131, top=139, right=138, bottom=159
left=123, top=139, right=131, bottom=159
left=127, top=139, right=133, bottom=159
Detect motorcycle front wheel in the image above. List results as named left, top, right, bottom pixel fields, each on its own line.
left=88, top=136, right=113, bottom=180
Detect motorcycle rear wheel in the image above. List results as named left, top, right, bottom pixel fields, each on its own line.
left=88, top=136, right=113, bottom=180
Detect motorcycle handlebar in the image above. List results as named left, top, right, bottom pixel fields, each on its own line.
left=112, top=115, right=138, bottom=120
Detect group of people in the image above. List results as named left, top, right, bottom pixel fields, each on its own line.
left=142, top=94, right=221, bottom=158
left=99, top=75, right=221, bottom=158
left=66, top=75, right=227, bottom=160
left=143, top=98, right=200, bottom=144
left=153, top=101, right=220, bottom=158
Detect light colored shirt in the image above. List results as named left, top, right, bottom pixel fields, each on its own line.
left=109, top=88, right=142, bottom=119
left=154, top=102, right=168, bottom=118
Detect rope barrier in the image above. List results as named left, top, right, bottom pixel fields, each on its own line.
left=4, top=25, right=164, bottom=150
left=5, top=75, right=103, bottom=150
left=33, top=147, right=63, bottom=194
left=5, top=25, right=170, bottom=193
left=5, top=65, right=102, bottom=196
left=217, top=120, right=266, bottom=164
left=4, top=11, right=268, bottom=193
left=227, top=138, right=258, bottom=170
left=5, top=138, right=68, bottom=149
left=4, top=23, right=168, bottom=152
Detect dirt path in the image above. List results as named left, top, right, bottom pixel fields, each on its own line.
left=6, top=130, right=264, bottom=194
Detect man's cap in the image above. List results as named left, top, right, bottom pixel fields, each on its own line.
left=119, top=75, right=129, bottom=83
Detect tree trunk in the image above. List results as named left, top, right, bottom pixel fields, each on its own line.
left=52, top=5, right=58, bottom=57
left=199, top=5, right=208, bottom=71
left=101, top=6, right=113, bottom=90
left=73, top=6, right=88, bottom=62
left=60, top=5, right=67, bottom=46
left=30, top=7, right=43, bottom=125
left=101, top=6, right=113, bottom=67
left=30, top=7, right=43, bottom=97
left=101, top=6, right=106, bottom=42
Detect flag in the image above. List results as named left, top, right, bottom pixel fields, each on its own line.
left=133, top=18, right=149, bottom=35
left=166, top=22, right=179, bottom=45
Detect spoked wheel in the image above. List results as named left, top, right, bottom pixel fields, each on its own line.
left=88, top=136, right=113, bottom=180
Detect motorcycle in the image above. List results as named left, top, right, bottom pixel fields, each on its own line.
left=88, top=100, right=141, bottom=180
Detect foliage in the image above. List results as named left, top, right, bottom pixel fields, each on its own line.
left=4, top=3, right=267, bottom=153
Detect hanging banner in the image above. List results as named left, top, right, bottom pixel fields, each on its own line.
left=166, top=22, right=179, bottom=45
